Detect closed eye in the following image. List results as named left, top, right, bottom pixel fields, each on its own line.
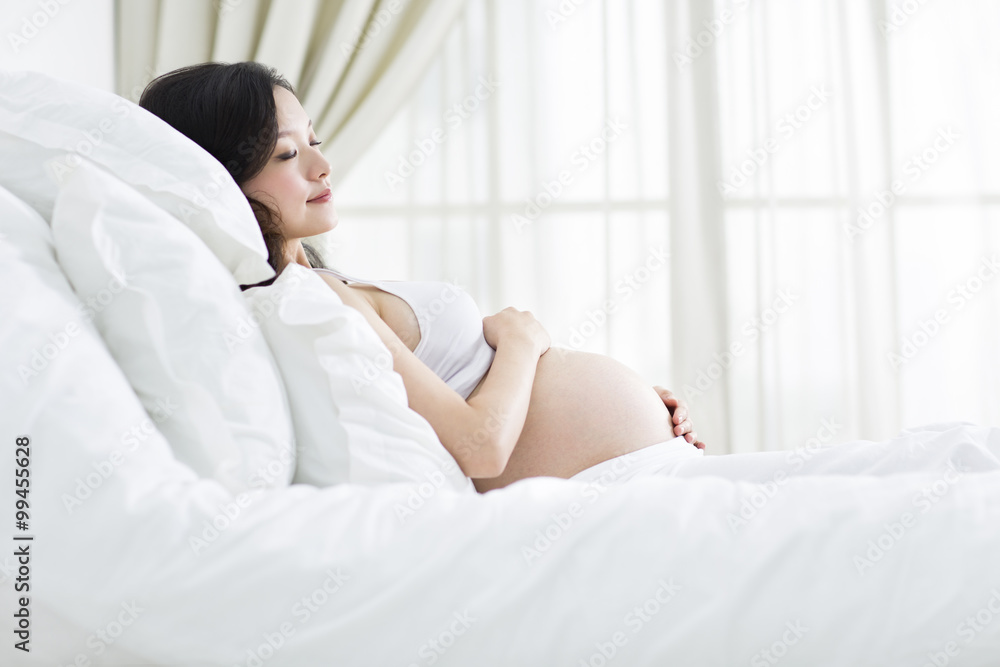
left=278, top=140, right=323, bottom=161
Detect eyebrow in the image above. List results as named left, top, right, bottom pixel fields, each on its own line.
left=277, top=119, right=312, bottom=138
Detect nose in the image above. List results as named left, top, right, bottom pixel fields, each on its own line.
left=312, top=145, right=332, bottom=181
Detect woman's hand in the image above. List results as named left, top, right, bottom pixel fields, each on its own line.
left=483, top=307, right=551, bottom=357
left=653, top=386, right=706, bottom=450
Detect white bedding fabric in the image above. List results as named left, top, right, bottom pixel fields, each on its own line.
left=49, top=158, right=296, bottom=493
left=244, top=263, right=472, bottom=492
left=0, top=69, right=274, bottom=284
left=4, top=229, right=1000, bottom=665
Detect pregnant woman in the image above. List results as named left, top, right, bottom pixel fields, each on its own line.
left=139, top=61, right=705, bottom=492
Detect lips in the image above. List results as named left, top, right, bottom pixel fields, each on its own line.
left=308, top=188, right=332, bottom=203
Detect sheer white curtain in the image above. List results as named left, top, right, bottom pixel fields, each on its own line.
left=114, top=0, right=466, bottom=185
left=330, top=0, right=1000, bottom=454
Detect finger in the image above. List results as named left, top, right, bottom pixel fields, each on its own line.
left=694, top=439, right=706, bottom=450
left=660, top=396, right=680, bottom=417
left=672, top=409, right=688, bottom=424
left=654, top=386, right=674, bottom=399
left=673, top=419, right=693, bottom=436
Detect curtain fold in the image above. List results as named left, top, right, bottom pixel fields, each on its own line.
left=836, top=0, right=902, bottom=440
left=667, top=0, right=731, bottom=450
left=666, top=0, right=915, bottom=451
left=113, top=0, right=466, bottom=187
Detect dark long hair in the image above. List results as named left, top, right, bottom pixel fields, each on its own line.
left=138, top=61, right=326, bottom=287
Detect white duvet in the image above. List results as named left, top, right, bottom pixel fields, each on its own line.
left=4, top=375, right=1000, bottom=666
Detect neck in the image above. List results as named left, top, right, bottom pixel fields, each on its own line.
left=285, top=239, right=311, bottom=268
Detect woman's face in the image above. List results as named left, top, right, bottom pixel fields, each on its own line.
left=240, top=86, right=338, bottom=243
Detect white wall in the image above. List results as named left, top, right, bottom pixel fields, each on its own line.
left=0, top=0, right=114, bottom=91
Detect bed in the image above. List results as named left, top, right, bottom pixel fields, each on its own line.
left=2, top=69, right=1000, bottom=667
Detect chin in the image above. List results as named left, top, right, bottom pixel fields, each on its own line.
left=320, top=213, right=339, bottom=232
left=301, top=212, right=338, bottom=236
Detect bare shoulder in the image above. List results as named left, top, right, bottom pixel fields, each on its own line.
left=313, top=269, right=381, bottom=316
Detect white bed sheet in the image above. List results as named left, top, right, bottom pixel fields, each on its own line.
left=4, top=417, right=1000, bottom=666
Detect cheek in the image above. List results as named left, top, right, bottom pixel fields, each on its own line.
left=276, top=173, right=308, bottom=205
left=245, top=171, right=303, bottom=209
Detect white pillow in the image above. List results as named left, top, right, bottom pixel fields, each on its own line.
left=0, top=218, right=203, bottom=664
left=0, top=68, right=273, bottom=285
left=244, top=263, right=472, bottom=492
left=0, top=183, right=81, bottom=307
left=50, top=158, right=296, bottom=492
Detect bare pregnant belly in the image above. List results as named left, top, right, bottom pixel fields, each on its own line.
left=472, top=348, right=675, bottom=492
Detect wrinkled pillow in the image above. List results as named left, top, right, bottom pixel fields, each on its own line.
left=0, top=68, right=273, bottom=285
left=50, top=158, right=295, bottom=492
left=243, top=263, right=472, bottom=493
left=0, top=183, right=80, bottom=307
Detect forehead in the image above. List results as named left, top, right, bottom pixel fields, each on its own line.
left=273, top=87, right=309, bottom=131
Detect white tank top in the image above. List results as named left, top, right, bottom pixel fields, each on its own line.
left=313, top=268, right=495, bottom=399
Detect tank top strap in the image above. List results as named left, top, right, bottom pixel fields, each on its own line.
left=313, top=266, right=379, bottom=286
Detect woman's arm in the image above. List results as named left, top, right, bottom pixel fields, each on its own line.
left=315, top=272, right=548, bottom=478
